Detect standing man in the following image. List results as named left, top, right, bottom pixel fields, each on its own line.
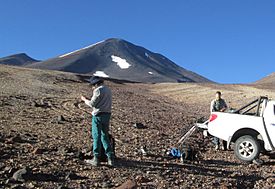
left=210, top=91, right=228, bottom=150
left=81, top=76, right=115, bottom=166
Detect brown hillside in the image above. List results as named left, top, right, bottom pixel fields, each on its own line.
left=255, top=72, right=275, bottom=86
left=0, top=65, right=274, bottom=188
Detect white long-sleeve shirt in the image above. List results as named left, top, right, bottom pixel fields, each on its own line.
left=84, top=85, right=112, bottom=116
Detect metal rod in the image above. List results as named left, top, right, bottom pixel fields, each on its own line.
left=233, top=99, right=258, bottom=114
left=177, top=125, right=197, bottom=144
left=242, top=104, right=258, bottom=115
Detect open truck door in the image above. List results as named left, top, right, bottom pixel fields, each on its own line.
left=263, top=101, right=275, bottom=150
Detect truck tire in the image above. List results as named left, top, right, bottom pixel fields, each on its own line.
left=234, top=135, right=260, bottom=163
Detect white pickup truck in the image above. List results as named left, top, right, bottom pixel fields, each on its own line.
left=199, top=96, right=275, bottom=163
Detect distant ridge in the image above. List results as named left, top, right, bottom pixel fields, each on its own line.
left=0, top=53, right=39, bottom=66
left=255, top=73, right=275, bottom=85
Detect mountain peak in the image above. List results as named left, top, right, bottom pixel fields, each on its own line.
left=9, top=38, right=211, bottom=83
left=105, top=38, right=124, bottom=42
left=255, top=72, right=275, bottom=85
left=6, top=53, right=30, bottom=59
left=0, top=53, right=39, bottom=66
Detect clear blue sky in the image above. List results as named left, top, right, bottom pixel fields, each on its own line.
left=0, top=0, right=274, bottom=83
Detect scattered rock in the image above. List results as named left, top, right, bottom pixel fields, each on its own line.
left=80, top=184, right=88, bottom=189
left=6, top=135, right=22, bottom=144
left=135, top=175, right=150, bottom=184
left=0, top=133, right=5, bottom=142
left=5, top=179, right=10, bottom=185
left=132, top=123, right=145, bottom=129
left=12, top=167, right=32, bottom=182
left=76, top=150, right=85, bottom=160
left=1, top=66, right=275, bottom=188
left=32, top=100, right=51, bottom=108
left=31, top=101, right=39, bottom=107
left=10, top=184, right=21, bottom=189
left=220, top=184, right=229, bottom=189
left=65, top=171, right=80, bottom=180
left=3, top=166, right=16, bottom=178
left=252, top=159, right=264, bottom=165
left=57, top=115, right=66, bottom=123
left=102, top=181, right=111, bottom=188
left=57, top=184, right=68, bottom=189
left=58, top=147, right=75, bottom=156
left=27, top=182, right=36, bottom=188
left=58, top=147, right=67, bottom=156
left=116, top=179, right=137, bottom=189
left=32, top=148, right=45, bottom=155
left=140, top=146, right=148, bottom=156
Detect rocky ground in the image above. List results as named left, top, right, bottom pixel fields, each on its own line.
left=0, top=65, right=274, bottom=189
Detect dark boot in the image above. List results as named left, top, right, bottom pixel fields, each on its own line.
left=222, top=140, right=227, bottom=151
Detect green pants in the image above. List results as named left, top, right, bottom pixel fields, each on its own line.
left=91, top=113, right=113, bottom=158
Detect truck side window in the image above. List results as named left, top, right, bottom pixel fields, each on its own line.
left=274, top=105, right=275, bottom=116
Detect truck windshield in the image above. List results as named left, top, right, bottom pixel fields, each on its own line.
left=273, top=105, right=275, bottom=115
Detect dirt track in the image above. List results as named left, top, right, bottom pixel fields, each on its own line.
left=0, top=65, right=274, bottom=188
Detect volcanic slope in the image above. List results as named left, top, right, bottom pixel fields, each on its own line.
left=0, top=53, right=39, bottom=66
left=150, top=82, right=275, bottom=111
left=0, top=65, right=274, bottom=188
left=26, top=38, right=210, bottom=83
left=255, top=72, right=275, bottom=87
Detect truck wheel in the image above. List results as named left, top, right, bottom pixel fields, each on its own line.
left=234, top=135, right=260, bottom=163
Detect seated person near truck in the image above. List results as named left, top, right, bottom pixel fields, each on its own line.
left=210, top=91, right=228, bottom=150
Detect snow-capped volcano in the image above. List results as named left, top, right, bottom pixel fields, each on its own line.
left=25, top=38, right=210, bottom=83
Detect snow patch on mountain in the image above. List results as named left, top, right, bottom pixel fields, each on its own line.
left=93, top=71, right=109, bottom=78
left=148, top=72, right=153, bottom=75
left=145, top=52, right=149, bottom=58
left=59, top=40, right=105, bottom=58
left=111, top=55, right=131, bottom=69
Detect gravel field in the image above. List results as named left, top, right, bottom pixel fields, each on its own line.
left=0, top=65, right=274, bottom=188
